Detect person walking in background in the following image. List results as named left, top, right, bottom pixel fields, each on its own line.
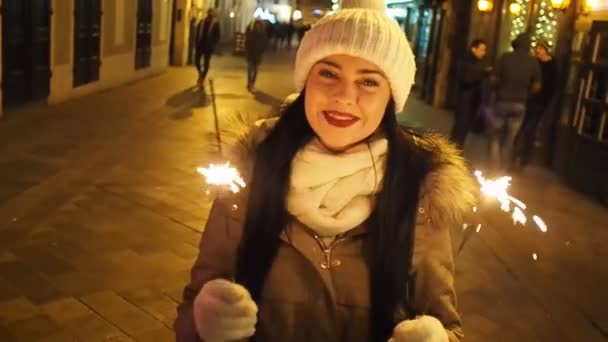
left=450, top=39, right=492, bottom=149
left=187, top=7, right=199, bottom=65
left=489, top=33, right=541, bottom=172
left=297, top=24, right=311, bottom=46
left=275, top=23, right=289, bottom=49
left=514, top=40, right=558, bottom=168
left=287, top=19, right=295, bottom=48
left=194, top=8, right=221, bottom=88
left=245, top=19, right=268, bottom=91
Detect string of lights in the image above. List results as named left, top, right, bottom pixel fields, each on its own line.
left=509, top=0, right=559, bottom=49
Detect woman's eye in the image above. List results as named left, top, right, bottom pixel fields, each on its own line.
left=361, top=79, right=379, bottom=87
left=319, top=69, right=338, bottom=79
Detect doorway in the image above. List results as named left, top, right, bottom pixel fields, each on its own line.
left=135, top=0, right=153, bottom=70
left=73, top=0, right=101, bottom=87
left=1, top=0, right=51, bottom=107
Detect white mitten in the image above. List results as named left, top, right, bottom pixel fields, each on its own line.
left=193, top=279, right=258, bottom=342
left=388, top=315, right=449, bottom=342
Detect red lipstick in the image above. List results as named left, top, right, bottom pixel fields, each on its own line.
left=322, top=111, right=360, bottom=128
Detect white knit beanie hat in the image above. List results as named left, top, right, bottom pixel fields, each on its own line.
left=294, top=0, right=416, bottom=112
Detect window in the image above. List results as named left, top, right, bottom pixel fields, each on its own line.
left=574, top=27, right=608, bottom=143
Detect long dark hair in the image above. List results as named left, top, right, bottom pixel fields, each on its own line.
left=235, top=92, right=436, bottom=341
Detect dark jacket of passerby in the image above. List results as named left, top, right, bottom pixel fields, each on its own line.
left=449, top=50, right=490, bottom=147
left=245, top=20, right=268, bottom=65
left=531, top=59, right=558, bottom=109
left=456, top=51, right=488, bottom=121
left=515, top=56, right=559, bottom=166
left=196, top=14, right=220, bottom=54
left=495, top=34, right=541, bottom=104
left=297, top=24, right=311, bottom=44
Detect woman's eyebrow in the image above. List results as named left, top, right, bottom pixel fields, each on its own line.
left=319, top=60, right=341, bottom=69
left=318, top=60, right=386, bottom=78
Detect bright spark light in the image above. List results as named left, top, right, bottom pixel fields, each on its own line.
left=533, top=253, right=538, bottom=261
left=513, top=207, right=527, bottom=225
left=533, top=215, right=547, bottom=233
left=197, top=162, right=246, bottom=193
left=474, top=170, right=548, bottom=232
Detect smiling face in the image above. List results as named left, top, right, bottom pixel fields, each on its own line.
left=304, top=54, right=392, bottom=151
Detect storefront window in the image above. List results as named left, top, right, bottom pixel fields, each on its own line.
left=532, top=1, right=559, bottom=48
left=497, top=0, right=560, bottom=56
left=572, top=26, right=608, bottom=143
left=416, top=9, right=432, bottom=59
left=386, top=5, right=407, bottom=24
left=593, top=31, right=608, bottom=64
left=405, top=6, right=419, bottom=42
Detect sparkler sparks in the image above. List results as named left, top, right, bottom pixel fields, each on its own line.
left=473, top=170, right=547, bottom=232
left=533, top=216, right=547, bottom=233
left=197, top=162, right=246, bottom=193
left=458, top=171, right=550, bottom=261
left=512, top=207, right=527, bottom=226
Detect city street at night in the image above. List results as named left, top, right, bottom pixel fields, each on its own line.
left=0, top=50, right=606, bottom=341
left=3, top=0, right=608, bottom=340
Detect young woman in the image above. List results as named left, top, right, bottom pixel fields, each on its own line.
left=175, top=1, right=477, bottom=341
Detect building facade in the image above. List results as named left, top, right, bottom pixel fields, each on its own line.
left=379, top=0, right=472, bottom=109
left=1, top=0, right=174, bottom=116
left=460, top=0, right=607, bottom=203
left=171, top=0, right=211, bottom=67
left=554, top=2, right=608, bottom=204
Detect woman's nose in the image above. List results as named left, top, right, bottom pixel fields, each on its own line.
left=332, top=81, right=357, bottom=106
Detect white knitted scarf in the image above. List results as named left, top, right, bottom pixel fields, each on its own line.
left=286, top=137, right=387, bottom=237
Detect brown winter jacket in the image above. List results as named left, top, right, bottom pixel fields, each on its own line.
left=174, top=120, right=478, bottom=342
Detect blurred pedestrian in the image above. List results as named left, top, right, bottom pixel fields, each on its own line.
left=489, top=33, right=541, bottom=172
left=514, top=40, right=558, bottom=167
left=245, top=19, right=268, bottom=91
left=287, top=21, right=295, bottom=48
left=450, top=39, right=492, bottom=149
left=297, top=24, right=311, bottom=45
left=195, top=8, right=221, bottom=88
left=187, top=7, right=198, bottom=65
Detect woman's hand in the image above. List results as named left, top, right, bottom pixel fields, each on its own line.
left=193, top=279, right=258, bottom=342
left=388, top=315, right=449, bottom=342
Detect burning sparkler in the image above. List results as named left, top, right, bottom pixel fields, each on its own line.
left=458, top=170, right=549, bottom=260
left=473, top=170, right=546, bottom=233
left=197, top=162, right=246, bottom=194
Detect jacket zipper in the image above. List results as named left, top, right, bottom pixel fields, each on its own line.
left=311, top=233, right=348, bottom=269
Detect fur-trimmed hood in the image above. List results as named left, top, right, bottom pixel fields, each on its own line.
left=205, top=115, right=479, bottom=230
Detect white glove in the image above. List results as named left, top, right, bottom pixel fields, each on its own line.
left=193, top=279, right=258, bottom=342
left=388, top=315, right=449, bottom=342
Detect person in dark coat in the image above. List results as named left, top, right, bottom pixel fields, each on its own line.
left=489, top=33, right=541, bottom=172
left=195, top=8, right=221, bottom=86
left=450, top=39, right=492, bottom=149
left=187, top=12, right=198, bottom=65
left=514, top=40, right=558, bottom=167
left=245, top=19, right=268, bottom=91
left=297, top=24, right=311, bottom=45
